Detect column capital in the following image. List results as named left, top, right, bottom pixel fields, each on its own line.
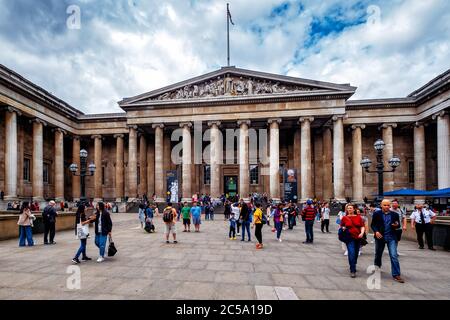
left=237, top=119, right=251, bottom=126
left=179, top=122, right=193, bottom=128
left=298, top=117, right=314, bottom=124
left=207, top=121, right=222, bottom=127
left=380, top=122, right=397, bottom=129
left=267, top=118, right=282, bottom=125
left=29, top=118, right=47, bottom=126
left=152, top=123, right=165, bottom=129
left=72, top=135, right=81, bottom=141
left=332, top=115, right=347, bottom=121
left=414, top=121, right=428, bottom=128
left=350, top=124, right=366, bottom=130
left=91, top=134, right=102, bottom=140
left=113, top=133, right=125, bottom=139
left=53, top=128, right=67, bottom=135
left=432, top=110, right=448, bottom=120
left=6, top=106, right=22, bottom=116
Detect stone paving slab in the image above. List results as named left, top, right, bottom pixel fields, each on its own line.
left=0, top=213, right=449, bottom=300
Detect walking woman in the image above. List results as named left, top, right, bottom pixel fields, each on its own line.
left=72, top=204, right=92, bottom=264
left=340, top=203, right=365, bottom=278
left=274, top=203, right=284, bottom=242
left=17, top=202, right=34, bottom=247
left=138, top=203, right=146, bottom=228
left=253, top=203, right=264, bottom=249
left=93, top=202, right=113, bottom=263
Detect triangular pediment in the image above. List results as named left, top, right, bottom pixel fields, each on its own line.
left=119, top=67, right=356, bottom=106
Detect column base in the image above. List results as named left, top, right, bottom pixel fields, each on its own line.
left=270, top=198, right=281, bottom=203
left=4, top=196, right=18, bottom=201
left=334, top=198, right=347, bottom=203
left=181, top=198, right=192, bottom=203
left=73, top=198, right=81, bottom=203
left=115, top=198, right=123, bottom=203
left=155, top=197, right=165, bottom=203
left=352, top=199, right=364, bottom=205
left=32, top=197, right=45, bottom=203
left=93, top=198, right=103, bottom=203
left=55, top=197, right=65, bottom=203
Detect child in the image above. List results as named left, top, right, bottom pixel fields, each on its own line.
left=229, top=212, right=236, bottom=240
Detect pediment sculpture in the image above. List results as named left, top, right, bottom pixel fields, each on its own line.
left=152, top=75, right=316, bottom=101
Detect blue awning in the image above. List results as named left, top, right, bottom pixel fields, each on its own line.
left=383, top=188, right=450, bottom=197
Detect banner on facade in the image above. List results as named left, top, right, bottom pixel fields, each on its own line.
left=166, top=170, right=179, bottom=203
left=284, top=168, right=298, bottom=202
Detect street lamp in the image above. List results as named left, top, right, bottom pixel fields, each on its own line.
left=360, top=139, right=401, bottom=205
left=70, top=149, right=96, bottom=204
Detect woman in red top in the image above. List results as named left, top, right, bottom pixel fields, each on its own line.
left=340, top=203, right=365, bottom=278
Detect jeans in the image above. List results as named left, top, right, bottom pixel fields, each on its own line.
left=44, top=221, right=56, bottom=243
left=95, top=234, right=108, bottom=257
left=321, top=219, right=330, bottom=232
left=275, top=221, right=283, bottom=239
left=288, top=216, right=296, bottom=229
left=241, top=221, right=251, bottom=241
left=75, top=238, right=87, bottom=259
left=255, top=224, right=263, bottom=244
left=229, top=226, right=236, bottom=238
left=374, top=238, right=401, bottom=277
left=19, top=226, right=34, bottom=247
left=346, top=239, right=360, bottom=273
left=305, top=220, right=314, bottom=242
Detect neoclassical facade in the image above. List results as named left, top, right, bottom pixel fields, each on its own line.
left=0, top=65, right=449, bottom=205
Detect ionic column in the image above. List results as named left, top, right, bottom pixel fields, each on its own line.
left=139, top=133, right=147, bottom=197
left=238, top=120, right=251, bottom=201
left=4, top=107, right=21, bottom=200
left=208, top=121, right=222, bottom=200
left=299, top=117, right=314, bottom=201
left=351, top=124, right=365, bottom=203
left=92, top=135, right=103, bottom=202
left=433, top=111, right=450, bottom=189
left=381, top=123, right=397, bottom=192
left=333, top=115, right=346, bottom=202
left=413, top=122, right=426, bottom=203
left=114, top=134, right=124, bottom=202
left=127, top=126, right=138, bottom=201
left=268, top=118, right=282, bottom=202
left=322, top=127, right=333, bottom=201
left=54, top=128, right=66, bottom=202
left=180, top=122, right=192, bottom=202
left=72, top=136, right=81, bottom=201
left=31, top=118, right=46, bottom=202
left=152, top=124, right=165, bottom=202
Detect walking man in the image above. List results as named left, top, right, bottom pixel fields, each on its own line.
left=321, top=202, right=331, bottom=233
left=43, top=200, right=57, bottom=245
left=410, top=203, right=437, bottom=250
left=371, top=199, right=405, bottom=283
left=301, top=199, right=316, bottom=244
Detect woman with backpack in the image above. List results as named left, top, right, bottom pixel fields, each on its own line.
left=252, top=203, right=264, bottom=249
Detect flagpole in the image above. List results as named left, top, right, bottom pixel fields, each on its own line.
left=227, top=3, right=230, bottom=67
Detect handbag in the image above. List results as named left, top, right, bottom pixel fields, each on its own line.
left=395, top=229, right=403, bottom=242
left=108, top=235, right=117, bottom=257
left=76, top=223, right=89, bottom=239
left=360, top=234, right=368, bottom=246
left=338, top=227, right=352, bottom=243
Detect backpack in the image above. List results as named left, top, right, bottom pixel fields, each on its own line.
left=163, top=207, right=173, bottom=223
left=261, top=214, right=267, bottom=225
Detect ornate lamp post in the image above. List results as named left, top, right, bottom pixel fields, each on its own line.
left=69, top=149, right=96, bottom=204
left=360, top=139, right=401, bottom=205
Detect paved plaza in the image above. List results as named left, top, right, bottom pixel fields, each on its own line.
left=0, top=213, right=449, bottom=300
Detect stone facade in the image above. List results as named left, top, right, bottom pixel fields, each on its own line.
left=0, top=65, right=449, bottom=204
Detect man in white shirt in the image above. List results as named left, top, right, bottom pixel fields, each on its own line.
left=320, top=202, right=330, bottom=233
left=410, top=203, right=437, bottom=250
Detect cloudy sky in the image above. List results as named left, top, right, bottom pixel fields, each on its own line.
left=0, top=0, right=449, bottom=114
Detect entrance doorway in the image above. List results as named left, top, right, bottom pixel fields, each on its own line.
left=224, top=176, right=238, bottom=198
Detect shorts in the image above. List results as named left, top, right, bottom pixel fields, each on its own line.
left=183, top=218, right=191, bottom=225
left=192, top=216, right=202, bottom=225
left=165, top=223, right=177, bottom=235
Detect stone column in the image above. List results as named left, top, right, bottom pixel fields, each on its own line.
left=114, top=134, right=124, bottom=202
left=139, top=133, right=147, bottom=198
left=147, top=137, right=155, bottom=198
left=333, top=115, right=345, bottom=202
left=31, top=118, right=46, bottom=202
left=128, top=126, right=138, bottom=201
left=351, top=124, right=365, bottom=203
left=180, top=122, right=192, bottom=202
left=413, top=122, right=426, bottom=203
left=238, top=120, right=251, bottom=201
left=299, top=117, right=314, bottom=201
left=92, top=135, right=103, bottom=202
left=268, top=118, right=282, bottom=202
left=72, top=136, right=81, bottom=201
left=54, top=128, right=65, bottom=202
left=433, top=111, right=450, bottom=189
left=381, top=123, right=397, bottom=192
left=322, top=127, right=333, bottom=201
left=4, top=107, right=21, bottom=200
left=208, top=121, right=221, bottom=200
left=152, top=124, right=165, bottom=202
